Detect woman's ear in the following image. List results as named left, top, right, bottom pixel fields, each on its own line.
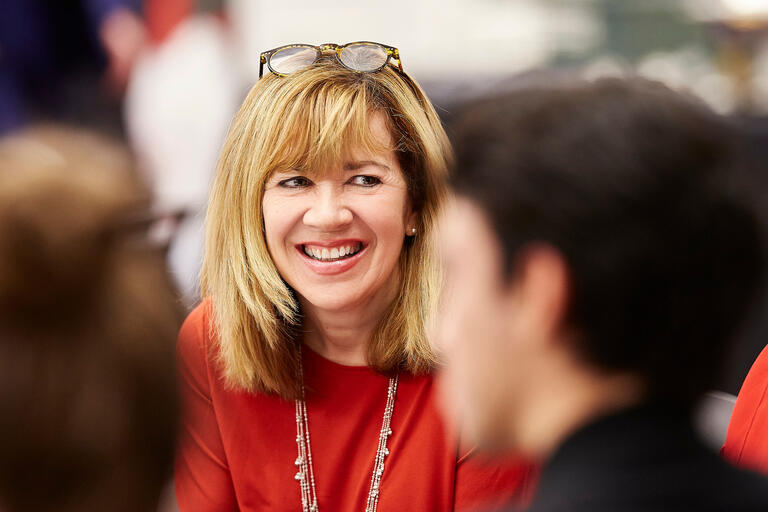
left=405, top=210, right=419, bottom=236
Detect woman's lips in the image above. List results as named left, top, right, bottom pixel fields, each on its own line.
left=295, top=240, right=368, bottom=276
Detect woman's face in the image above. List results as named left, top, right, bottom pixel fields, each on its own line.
left=262, top=111, right=416, bottom=315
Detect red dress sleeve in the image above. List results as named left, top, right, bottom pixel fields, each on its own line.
left=453, top=443, right=537, bottom=511
left=723, top=344, right=768, bottom=474
left=174, top=301, right=239, bottom=511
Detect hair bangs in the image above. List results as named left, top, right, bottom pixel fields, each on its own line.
left=262, top=77, right=393, bottom=179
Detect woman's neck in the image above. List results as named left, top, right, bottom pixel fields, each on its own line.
left=301, top=314, right=375, bottom=366
left=299, top=281, right=398, bottom=367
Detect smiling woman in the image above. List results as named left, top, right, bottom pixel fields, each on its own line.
left=205, top=58, right=444, bottom=395
left=174, top=46, right=533, bottom=512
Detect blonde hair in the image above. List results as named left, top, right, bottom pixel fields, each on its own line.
left=202, top=58, right=451, bottom=398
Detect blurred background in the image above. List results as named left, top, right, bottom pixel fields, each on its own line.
left=2, top=0, right=768, bottom=396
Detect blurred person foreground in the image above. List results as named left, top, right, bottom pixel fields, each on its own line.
left=434, top=77, right=768, bottom=511
left=0, top=127, right=182, bottom=512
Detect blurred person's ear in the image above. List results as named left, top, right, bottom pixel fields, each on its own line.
left=503, top=244, right=570, bottom=351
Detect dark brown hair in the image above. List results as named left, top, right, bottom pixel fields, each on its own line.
left=449, top=77, right=764, bottom=405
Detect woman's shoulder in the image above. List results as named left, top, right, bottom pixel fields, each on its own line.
left=177, top=297, right=216, bottom=377
left=723, top=343, right=768, bottom=474
left=180, top=297, right=212, bottom=334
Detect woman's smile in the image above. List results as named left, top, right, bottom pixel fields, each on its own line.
left=296, top=239, right=369, bottom=276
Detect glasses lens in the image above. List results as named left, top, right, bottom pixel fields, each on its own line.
left=339, top=43, right=389, bottom=72
left=269, top=46, right=318, bottom=75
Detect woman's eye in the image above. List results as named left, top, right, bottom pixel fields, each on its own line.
left=349, top=175, right=382, bottom=187
left=278, top=176, right=312, bottom=188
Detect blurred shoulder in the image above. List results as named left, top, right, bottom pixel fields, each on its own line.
left=177, top=297, right=215, bottom=368
left=724, top=344, right=768, bottom=473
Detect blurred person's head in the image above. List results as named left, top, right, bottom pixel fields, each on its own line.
left=434, top=77, right=764, bottom=458
left=203, top=48, right=451, bottom=397
left=0, top=127, right=182, bottom=511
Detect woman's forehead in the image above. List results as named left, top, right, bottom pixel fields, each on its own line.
left=266, top=109, right=398, bottom=177
left=366, top=111, right=395, bottom=146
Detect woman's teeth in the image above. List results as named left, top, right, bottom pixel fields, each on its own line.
left=303, top=243, right=362, bottom=262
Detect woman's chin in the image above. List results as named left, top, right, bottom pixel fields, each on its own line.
left=299, top=290, right=369, bottom=314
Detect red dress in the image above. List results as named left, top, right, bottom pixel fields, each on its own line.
left=175, top=301, right=534, bottom=511
left=723, top=344, right=768, bottom=473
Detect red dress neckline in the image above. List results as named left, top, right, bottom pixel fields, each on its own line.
left=301, top=342, right=378, bottom=375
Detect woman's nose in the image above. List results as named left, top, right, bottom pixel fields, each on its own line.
left=302, top=186, right=353, bottom=231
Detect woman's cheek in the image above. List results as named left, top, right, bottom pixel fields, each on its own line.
left=262, top=196, right=300, bottom=256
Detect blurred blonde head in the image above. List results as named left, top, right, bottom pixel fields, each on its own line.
left=202, top=58, right=451, bottom=398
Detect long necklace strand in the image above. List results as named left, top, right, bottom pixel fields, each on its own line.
left=294, top=349, right=398, bottom=512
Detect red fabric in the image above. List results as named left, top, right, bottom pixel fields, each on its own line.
left=175, top=300, right=535, bottom=511
left=723, top=344, right=768, bottom=474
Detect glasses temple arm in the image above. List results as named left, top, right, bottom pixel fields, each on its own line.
left=259, top=55, right=267, bottom=78
left=390, top=49, right=403, bottom=73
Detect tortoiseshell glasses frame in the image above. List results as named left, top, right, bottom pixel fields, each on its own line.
left=259, top=41, right=403, bottom=78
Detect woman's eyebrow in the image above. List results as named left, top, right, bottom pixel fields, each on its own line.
left=270, top=169, right=302, bottom=179
left=344, top=160, right=391, bottom=172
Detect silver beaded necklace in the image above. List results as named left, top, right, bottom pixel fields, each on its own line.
left=294, top=348, right=399, bottom=512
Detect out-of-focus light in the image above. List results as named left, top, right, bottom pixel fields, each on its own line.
left=686, top=0, right=768, bottom=21
left=720, top=0, right=768, bottom=18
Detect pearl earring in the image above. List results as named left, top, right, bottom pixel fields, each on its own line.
left=410, top=227, right=417, bottom=236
